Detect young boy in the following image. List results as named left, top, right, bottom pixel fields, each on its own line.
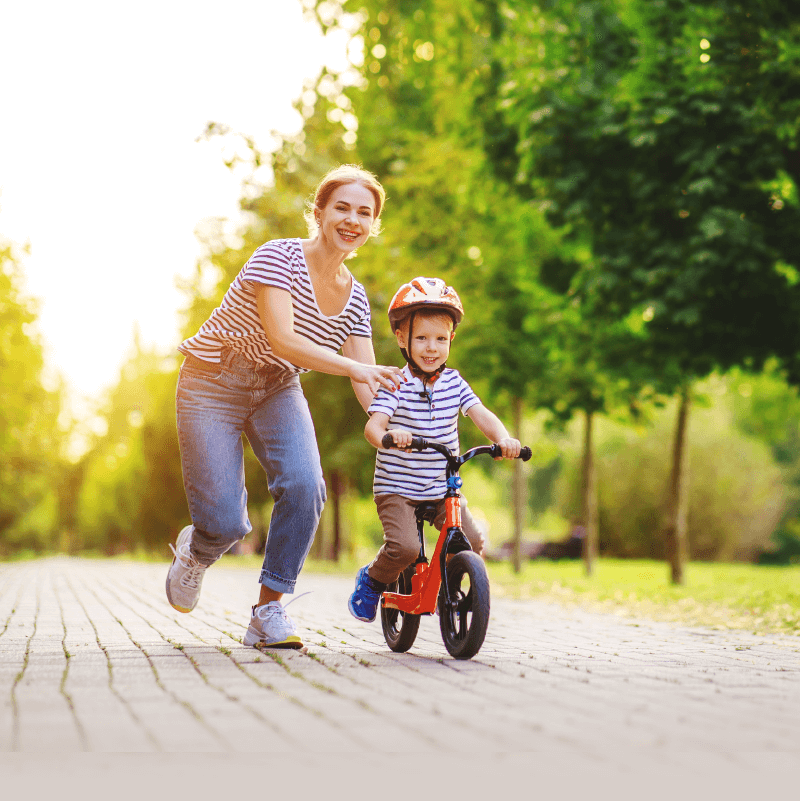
left=348, top=277, right=521, bottom=622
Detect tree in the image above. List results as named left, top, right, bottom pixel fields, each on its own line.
left=73, top=331, right=185, bottom=554
left=484, top=0, right=800, bottom=581
left=308, top=0, right=576, bottom=570
left=0, top=239, right=63, bottom=554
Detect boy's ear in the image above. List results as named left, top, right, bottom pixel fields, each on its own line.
left=395, top=328, right=407, bottom=349
left=450, top=330, right=456, bottom=341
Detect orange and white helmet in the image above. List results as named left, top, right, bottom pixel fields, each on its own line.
left=388, top=277, right=464, bottom=332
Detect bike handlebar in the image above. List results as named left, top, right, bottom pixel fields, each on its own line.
left=381, top=433, right=532, bottom=463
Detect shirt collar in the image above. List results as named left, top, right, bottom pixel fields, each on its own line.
left=402, top=364, right=442, bottom=390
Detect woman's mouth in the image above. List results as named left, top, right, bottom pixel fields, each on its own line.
left=337, top=228, right=359, bottom=243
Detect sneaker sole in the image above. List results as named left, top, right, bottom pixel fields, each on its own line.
left=251, top=636, right=305, bottom=651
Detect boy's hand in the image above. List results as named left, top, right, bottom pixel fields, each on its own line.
left=494, top=437, right=521, bottom=460
left=385, top=429, right=413, bottom=451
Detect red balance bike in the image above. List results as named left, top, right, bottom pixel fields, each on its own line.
left=379, top=434, right=531, bottom=659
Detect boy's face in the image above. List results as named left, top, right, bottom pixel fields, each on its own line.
left=396, top=314, right=454, bottom=373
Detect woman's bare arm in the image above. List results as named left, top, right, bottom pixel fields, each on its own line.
left=255, top=284, right=404, bottom=396
left=342, top=334, right=384, bottom=412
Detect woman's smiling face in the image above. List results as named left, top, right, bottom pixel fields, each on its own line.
left=316, top=182, right=376, bottom=254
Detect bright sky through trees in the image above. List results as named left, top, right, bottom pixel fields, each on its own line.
left=0, top=0, right=346, bottom=405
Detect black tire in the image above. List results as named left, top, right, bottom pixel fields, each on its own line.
left=439, top=551, right=490, bottom=659
left=381, top=565, right=422, bottom=653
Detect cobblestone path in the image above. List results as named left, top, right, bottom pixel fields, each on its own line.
left=1, top=557, right=799, bottom=771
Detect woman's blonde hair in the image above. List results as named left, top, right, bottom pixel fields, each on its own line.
left=304, top=164, right=386, bottom=237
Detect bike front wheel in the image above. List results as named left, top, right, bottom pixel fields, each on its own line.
left=381, top=565, right=422, bottom=653
left=439, top=551, right=490, bottom=659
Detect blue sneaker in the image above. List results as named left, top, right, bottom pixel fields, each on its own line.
left=348, top=565, right=384, bottom=622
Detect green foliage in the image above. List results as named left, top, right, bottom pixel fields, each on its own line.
left=724, top=365, right=800, bottom=562
left=73, top=340, right=185, bottom=554
left=554, top=400, right=786, bottom=561
left=493, top=0, right=800, bottom=386
left=52, top=1, right=800, bottom=565
left=0, top=241, right=63, bottom=555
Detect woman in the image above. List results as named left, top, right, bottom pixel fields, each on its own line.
left=167, top=164, right=404, bottom=649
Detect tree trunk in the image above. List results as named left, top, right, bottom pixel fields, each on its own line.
left=580, top=408, right=599, bottom=576
left=310, top=508, right=325, bottom=560
left=664, top=385, right=691, bottom=585
left=330, top=470, right=344, bottom=562
left=510, top=397, right=526, bottom=573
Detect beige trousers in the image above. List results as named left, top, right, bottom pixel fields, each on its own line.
left=368, top=493, right=485, bottom=585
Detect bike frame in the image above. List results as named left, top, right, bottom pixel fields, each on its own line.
left=381, top=440, right=504, bottom=616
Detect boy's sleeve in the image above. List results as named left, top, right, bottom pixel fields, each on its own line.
left=459, top=375, right=482, bottom=416
left=368, top=385, right=400, bottom=418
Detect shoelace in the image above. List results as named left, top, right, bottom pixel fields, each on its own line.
left=256, top=591, right=312, bottom=618
left=358, top=574, right=382, bottom=601
left=169, top=542, right=206, bottom=590
left=254, top=591, right=313, bottom=631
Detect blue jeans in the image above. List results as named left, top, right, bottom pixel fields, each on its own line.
left=176, top=349, right=326, bottom=593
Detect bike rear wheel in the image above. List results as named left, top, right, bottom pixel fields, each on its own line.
left=439, top=551, right=490, bottom=659
left=381, top=565, right=422, bottom=653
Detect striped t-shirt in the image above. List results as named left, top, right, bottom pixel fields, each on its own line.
left=369, top=366, right=481, bottom=500
left=179, top=238, right=372, bottom=371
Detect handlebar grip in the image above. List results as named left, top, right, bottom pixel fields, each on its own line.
left=381, top=433, right=429, bottom=451
left=489, top=444, right=533, bottom=460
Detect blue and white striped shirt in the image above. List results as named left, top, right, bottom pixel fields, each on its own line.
left=369, top=366, right=481, bottom=500
left=179, top=238, right=372, bottom=371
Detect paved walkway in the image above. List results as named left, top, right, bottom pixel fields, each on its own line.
left=2, top=557, right=799, bottom=767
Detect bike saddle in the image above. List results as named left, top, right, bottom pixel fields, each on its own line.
left=414, top=502, right=439, bottom=526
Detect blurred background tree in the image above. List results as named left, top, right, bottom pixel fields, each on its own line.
left=473, top=0, right=800, bottom=580
left=0, top=240, right=64, bottom=556
left=5, top=0, right=800, bottom=577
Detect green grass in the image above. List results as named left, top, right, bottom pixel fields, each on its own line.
left=228, top=552, right=800, bottom=636
left=487, top=559, right=800, bottom=637
left=8, top=547, right=799, bottom=637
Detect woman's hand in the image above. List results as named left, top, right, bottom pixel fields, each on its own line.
left=349, top=361, right=405, bottom=396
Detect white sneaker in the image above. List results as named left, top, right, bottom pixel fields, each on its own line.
left=243, top=601, right=304, bottom=650
left=166, top=526, right=208, bottom=613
